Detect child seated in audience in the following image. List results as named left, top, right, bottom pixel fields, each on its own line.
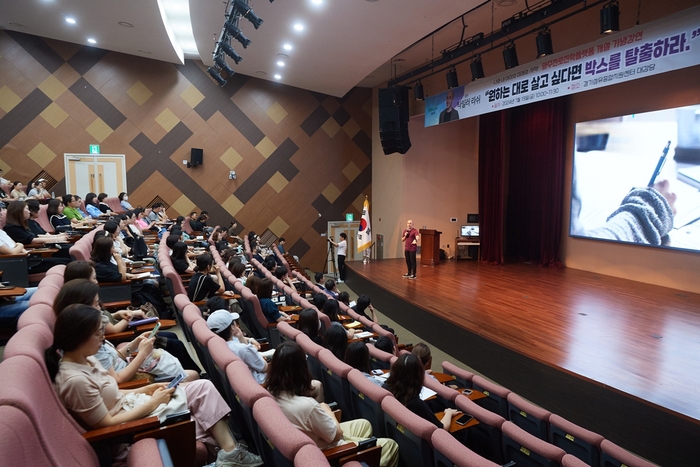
left=46, top=303, right=263, bottom=466
left=207, top=309, right=267, bottom=383
left=267, top=341, right=399, bottom=467
left=383, top=353, right=460, bottom=430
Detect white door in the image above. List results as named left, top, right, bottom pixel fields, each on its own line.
left=65, top=154, right=127, bottom=196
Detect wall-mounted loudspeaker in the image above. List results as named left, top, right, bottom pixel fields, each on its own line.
left=190, top=148, right=203, bottom=167
left=378, top=86, right=411, bottom=155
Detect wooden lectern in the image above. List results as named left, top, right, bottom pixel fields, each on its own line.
left=419, top=229, right=441, bottom=266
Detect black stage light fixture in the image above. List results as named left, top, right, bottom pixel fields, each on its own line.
left=224, top=21, right=252, bottom=48
left=503, top=42, right=519, bottom=69
left=207, top=67, right=227, bottom=86
left=413, top=81, right=424, bottom=100
left=446, top=67, right=459, bottom=89
left=233, top=0, right=263, bottom=29
left=600, top=1, right=620, bottom=34
left=214, top=56, right=235, bottom=77
left=536, top=28, right=553, bottom=57
left=470, top=55, right=485, bottom=81
left=220, top=41, right=243, bottom=63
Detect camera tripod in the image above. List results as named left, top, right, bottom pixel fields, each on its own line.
left=324, top=237, right=338, bottom=280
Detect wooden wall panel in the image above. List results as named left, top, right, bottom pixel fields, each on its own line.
left=0, top=31, right=372, bottom=271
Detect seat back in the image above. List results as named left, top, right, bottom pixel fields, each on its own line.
left=548, top=413, right=604, bottom=466
left=296, top=333, right=323, bottom=381
left=226, top=360, right=270, bottom=453
left=472, top=375, right=511, bottom=418
left=253, top=396, right=315, bottom=467
left=37, top=203, right=54, bottom=233
left=507, top=392, right=551, bottom=440
left=317, top=348, right=354, bottom=420
left=599, top=439, right=659, bottom=467
left=441, top=361, right=475, bottom=389
left=431, top=428, right=500, bottom=467
left=381, top=396, right=438, bottom=467
left=454, top=394, right=506, bottom=464
left=502, top=420, right=566, bottom=467
left=105, top=197, right=124, bottom=213
left=347, top=369, right=391, bottom=437
left=293, top=443, right=331, bottom=466
left=367, top=343, right=394, bottom=371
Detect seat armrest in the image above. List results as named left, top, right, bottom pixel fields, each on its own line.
left=322, top=442, right=358, bottom=462
left=105, top=330, right=136, bottom=342
left=83, top=416, right=161, bottom=443
left=118, top=379, right=151, bottom=390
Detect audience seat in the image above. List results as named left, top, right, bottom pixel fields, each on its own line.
left=37, top=204, right=54, bottom=233
left=560, top=453, right=590, bottom=467
left=226, top=360, right=270, bottom=454
left=502, top=420, right=566, bottom=467
left=293, top=443, right=331, bottom=466
left=347, top=368, right=392, bottom=438
left=599, top=439, right=659, bottom=467
left=430, top=427, right=500, bottom=467
left=295, top=333, right=324, bottom=381
left=507, top=392, right=551, bottom=440
left=317, top=348, right=355, bottom=421
left=253, top=396, right=316, bottom=467
left=548, top=413, right=604, bottom=466
left=454, top=394, right=506, bottom=464
left=381, top=396, right=438, bottom=467
left=441, top=361, right=475, bottom=389
left=472, top=375, right=511, bottom=419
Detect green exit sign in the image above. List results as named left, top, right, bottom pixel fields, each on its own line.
left=345, top=213, right=354, bottom=221
left=89, top=144, right=100, bottom=154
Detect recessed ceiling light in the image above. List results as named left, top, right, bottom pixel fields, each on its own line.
left=274, top=74, right=282, bottom=79
left=8, top=22, right=26, bottom=27
left=65, top=17, right=76, bottom=24
left=277, top=61, right=285, bottom=67
left=283, top=43, right=292, bottom=51
left=137, top=49, right=152, bottom=54
left=256, top=71, right=268, bottom=75
left=87, top=38, right=97, bottom=44
left=277, top=53, right=289, bottom=58
left=311, top=0, right=323, bottom=4
left=496, top=0, right=518, bottom=5
left=293, top=23, right=304, bottom=31
left=118, top=21, right=134, bottom=27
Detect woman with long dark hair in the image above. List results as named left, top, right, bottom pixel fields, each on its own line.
left=297, top=308, right=322, bottom=345
left=45, top=303, right=262, bottom=466
left=267, top=341, right=398, bottom=467
left=4, top=200, right=68, bottom=245
left=322, top=299, right=354, bottom=339
left=384, top=353, right=460, bottom=430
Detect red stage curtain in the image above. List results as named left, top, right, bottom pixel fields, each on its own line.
left=506, top=98, right=565, bottom=266
left=478, top=110, right=507, bottom=264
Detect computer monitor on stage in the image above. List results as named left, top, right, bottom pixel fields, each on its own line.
left=461, top=225, right=479, bottom=237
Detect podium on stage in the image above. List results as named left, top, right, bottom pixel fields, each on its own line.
left=419, top=229, right=441, bottom=265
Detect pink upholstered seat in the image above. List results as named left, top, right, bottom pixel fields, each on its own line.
left=431, top=428, right=500, bottom=467
left=277, top=320, right=301, bottom=340
left=293, top=443, right=331, bottom=466
left=253, top=396, right=315, bottom=464
left=502, top=420, right=567, bottom=466
left=599, top=439, right=659, bottom=467
left=549, top=413, right=604, bottom=466
left=442, top=360, right=476, bottom=388
left=472, top=374, right=512, bottom=418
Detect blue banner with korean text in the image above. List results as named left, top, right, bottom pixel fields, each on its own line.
left=425, top=5, right=700, bottom=127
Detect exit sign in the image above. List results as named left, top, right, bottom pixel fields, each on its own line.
left=89, top=144, right=100, bottom=154
left=345, top=213, right=354, bottom=221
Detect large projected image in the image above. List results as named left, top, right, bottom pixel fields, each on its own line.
left=571, top=104, right=700, bottom=252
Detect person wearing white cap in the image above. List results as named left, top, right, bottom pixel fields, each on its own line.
left=207, top=310, right=268, bottom=384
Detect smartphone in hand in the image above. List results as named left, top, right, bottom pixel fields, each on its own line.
left=167, top=373, right=185, bottom=389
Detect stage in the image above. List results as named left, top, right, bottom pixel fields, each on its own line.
left=346, top=258, right=700, bottom=466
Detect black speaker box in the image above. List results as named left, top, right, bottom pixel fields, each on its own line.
left=378, top=86, right=411, bottom=155
left=190, top=148, right=203, bottom=166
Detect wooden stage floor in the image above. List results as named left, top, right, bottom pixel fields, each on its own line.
left=346, top=258, right=700, bottom=465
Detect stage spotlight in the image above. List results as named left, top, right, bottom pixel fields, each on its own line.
left=214, top=56, right=235, bottom=77
left=536, top=28, right=553, bottom=57
left=446, top=67, right=459, bottom=89
left=600, top=1, right=619, bottom=34
left=503, top=42, right=519, bottom=69
left=233, top=0, right=263, bottom=29
left=207, top=67, right=227, bottom=86
left=224, top=21, right=252, bottom=48
left=220, top=41, right=243, bottom=63
left=470, top=55, right=485, bottom=81
left=413, top=81, right=424, bottom=100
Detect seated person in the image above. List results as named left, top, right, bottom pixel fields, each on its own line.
left=256, top=278, right=291, bottom=323
left=90, top=234, right=139, bottom=282
left=53, top=278, right=199, bottom=383
left=188, top=211, right=203, bottom=232
left=82, top=193, right=103, bottom=219
left=324, top=279, right=339, bottom=298
left=337, top=291, right=350, bottom=306
left=273, top=265, right=295, bottom=290
left=352, top=294, right=377, bottom=322
left=267, top=341, right=399, bottom=467
left=73, top=195, right=91, bottom=219
left=9, top=181, right=27, bottom=200
left=345, top=341, right=384, bottom=386
left=148, top=202, right=165, bottom=226
left=0, top=274, right=36, bottom=330
left=277, top=237, right=286, bottom=254
left=314, top=271, right=325, bottom=289
left=312, top=292, right=328, bottom=311
left=45, top=303, right=263, bottom=466
left=207, top=309, right=267, bottom=383
left=61, top=195, right=94, bottom=227
left=322, top=299, right=354, bottom=339
left=245, top=276, right=261, bottom=296
left=26, top=199, right=48, bottom=235
left=411, top=342, right=433, bottom=372
left=383, top=354, right=459, bottom=430
left=3, top=200, right=68, bottom=246
left=374, top=335, right=396, bottom=356
left=297, top=308, right=323, bottom=345
left=171, top=241, right=195, bottom=275
left=97, top=192, right=112, bottom=214
left=323, top=324, right=348, bottom=361
left=46, top=199, right=72, bottom=233
left=104, top=220, right=130, bottom=259
left=119, top=192, right=133, bottom=210
left=27, top=179, right=50, bottom=200
left=229, top=261, right=250, bottom=287
left=187, top=253, right=232, bottom=302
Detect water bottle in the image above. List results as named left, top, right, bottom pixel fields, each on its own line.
left=51, top=191, right=55, bottom=199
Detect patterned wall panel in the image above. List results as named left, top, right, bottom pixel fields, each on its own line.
left=0, top=31, right=372, bottom=270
